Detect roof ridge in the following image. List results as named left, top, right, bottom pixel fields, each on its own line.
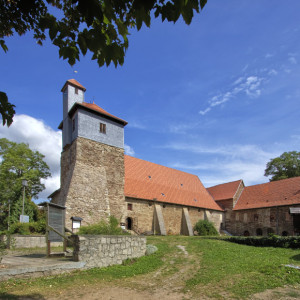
left=207, top=179, right=242, bottom=189
left=244, top=176, right=300, bottom=189
left=125, top=155, right=199, bottom=178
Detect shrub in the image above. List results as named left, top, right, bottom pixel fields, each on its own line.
left=194, top=220, right=219, bottom=236
left=0, top=239, right=6, bottom=263
left=8, top=221, right=46, bottom=235
left=78, top=216, right=129, bottom=235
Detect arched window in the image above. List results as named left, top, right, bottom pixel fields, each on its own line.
left=282, top=231, right=288, bottom=236
left=244, top=230, right=250, bottom=236
left=126, top=217, right=133, bottom=230
left=256, top=228, right=263, bottom=236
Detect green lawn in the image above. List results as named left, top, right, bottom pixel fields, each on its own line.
left=1, top=236, right=300, bottom=299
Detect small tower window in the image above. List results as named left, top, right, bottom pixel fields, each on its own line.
left=100, top=123, right=106, bottom=134
left=75, top=87, right=78, bottom=94
left=127, top=203, right=133, bottom=211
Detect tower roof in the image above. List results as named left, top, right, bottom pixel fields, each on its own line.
left=68, top=102, right=127, bottom=126
left=61, top=79, right=86, bottom=92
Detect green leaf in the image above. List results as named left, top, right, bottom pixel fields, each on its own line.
left=0, top=40, right=8, bottom=53
left=0, top=92, right=15, bottom=127
left=200, top=0, right=208, bottom=10
left=78, top=34, right=87, bottom=55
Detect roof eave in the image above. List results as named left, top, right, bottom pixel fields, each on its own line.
left=69, top=103, right=128, bottom=126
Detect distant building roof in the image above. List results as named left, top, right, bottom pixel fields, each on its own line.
left=207, top=180, right=243, bottom=201
left=124, top=155, right=223, bottom=211
left=234, top=176, right=300, bottom=210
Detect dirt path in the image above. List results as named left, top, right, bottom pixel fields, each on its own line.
left=46, top=241, right=202, bottom=300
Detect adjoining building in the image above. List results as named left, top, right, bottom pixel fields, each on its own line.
left=208, top=177, right=300, bottom=236
left=49, top=79, right=224, bottom=235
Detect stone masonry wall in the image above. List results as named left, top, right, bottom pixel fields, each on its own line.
left=73, top=235, right=146, bottom=268
left=53, top=137, right=125, bottom=229
left=125, top=198, right=223, bottom=235
left=2, top=235, right=62, bottom=249
left=225, top=205, right=300, bottom=236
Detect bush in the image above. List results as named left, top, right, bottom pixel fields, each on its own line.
left=194, top=220, right=219, bottom=236
left=225, top=235, right=300, bottom=249
left=8, top=221, right=46, bottom=235
left=78, top=216, right=129, bottom=235
left=0, top=239, right=6, bottom=263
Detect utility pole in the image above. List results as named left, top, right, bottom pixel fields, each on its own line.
left=21, top=179, right=28, bottom=222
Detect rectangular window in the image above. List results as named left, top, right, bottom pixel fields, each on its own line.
left=75, top=87, right=78, bottom=94
left=127, top=203, right=132, bottom=211
left=72, top=118, right=75, bottom=132
left=100, top=123, right=106, bottom=134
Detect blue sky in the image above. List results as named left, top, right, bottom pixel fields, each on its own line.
left=1, top=0, right=300, bottom=201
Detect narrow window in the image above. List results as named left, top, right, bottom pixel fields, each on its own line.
left=270, top=215, right=275, bottom=222
left=254, top=214, right=259, bottom=221
left=75, top=87, right=78, bottom=94
left=72, top=118, right=75, bottom=132
left=127, top=203, right=132, bottom=211
left=99, top=123, right=106, bottom=134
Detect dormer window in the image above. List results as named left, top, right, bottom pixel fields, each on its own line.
left=75, top=87, right=78, bottom=94
left=100, top=123, right=106, bottom=134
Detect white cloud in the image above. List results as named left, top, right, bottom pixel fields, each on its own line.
left=127, top=121, right=146, bottom=130
left=199, top=107, right=211, bottom=116
left=268, top=69, right=278, bottom=75
left=265, top=53, right=273, bottom=59
left=124, top=144, right=135, bottom=156
left=288, top=56, right=297, bottom=64
left=199, top=75, right=263, bottom=116
left=0, top=114, right=61, bottom=201
left=164, top=142, right=280, bottom=187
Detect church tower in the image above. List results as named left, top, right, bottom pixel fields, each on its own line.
left=51, top=79, right=127, bottom=229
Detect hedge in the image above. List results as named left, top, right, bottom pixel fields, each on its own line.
left=224, top=235, right=300, bottom=248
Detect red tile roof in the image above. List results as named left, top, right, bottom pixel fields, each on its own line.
left=207, top=180, right=243, bottom=201
left=80, top=102, right=127, bottom=125
left=234, top=176, right=300, bottom=210
left=61, top=79, right=86, bottom=92
left=124, top=155, right=223, bottom=211
left=67, top=102, right=127, bottom=126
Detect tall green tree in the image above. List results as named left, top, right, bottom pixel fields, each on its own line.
left=0, top=0, right=208, bottom=126
left=264, top=151, right=300, bottom=182
left=0, top=138, right=51, bottom=228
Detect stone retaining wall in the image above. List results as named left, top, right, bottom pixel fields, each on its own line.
left=73, top=235, right=146, bottom=268
left=1, top=235, right=62, bottom=249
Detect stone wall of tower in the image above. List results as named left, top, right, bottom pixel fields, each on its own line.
left=55, top=136, right=125, bottom=229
